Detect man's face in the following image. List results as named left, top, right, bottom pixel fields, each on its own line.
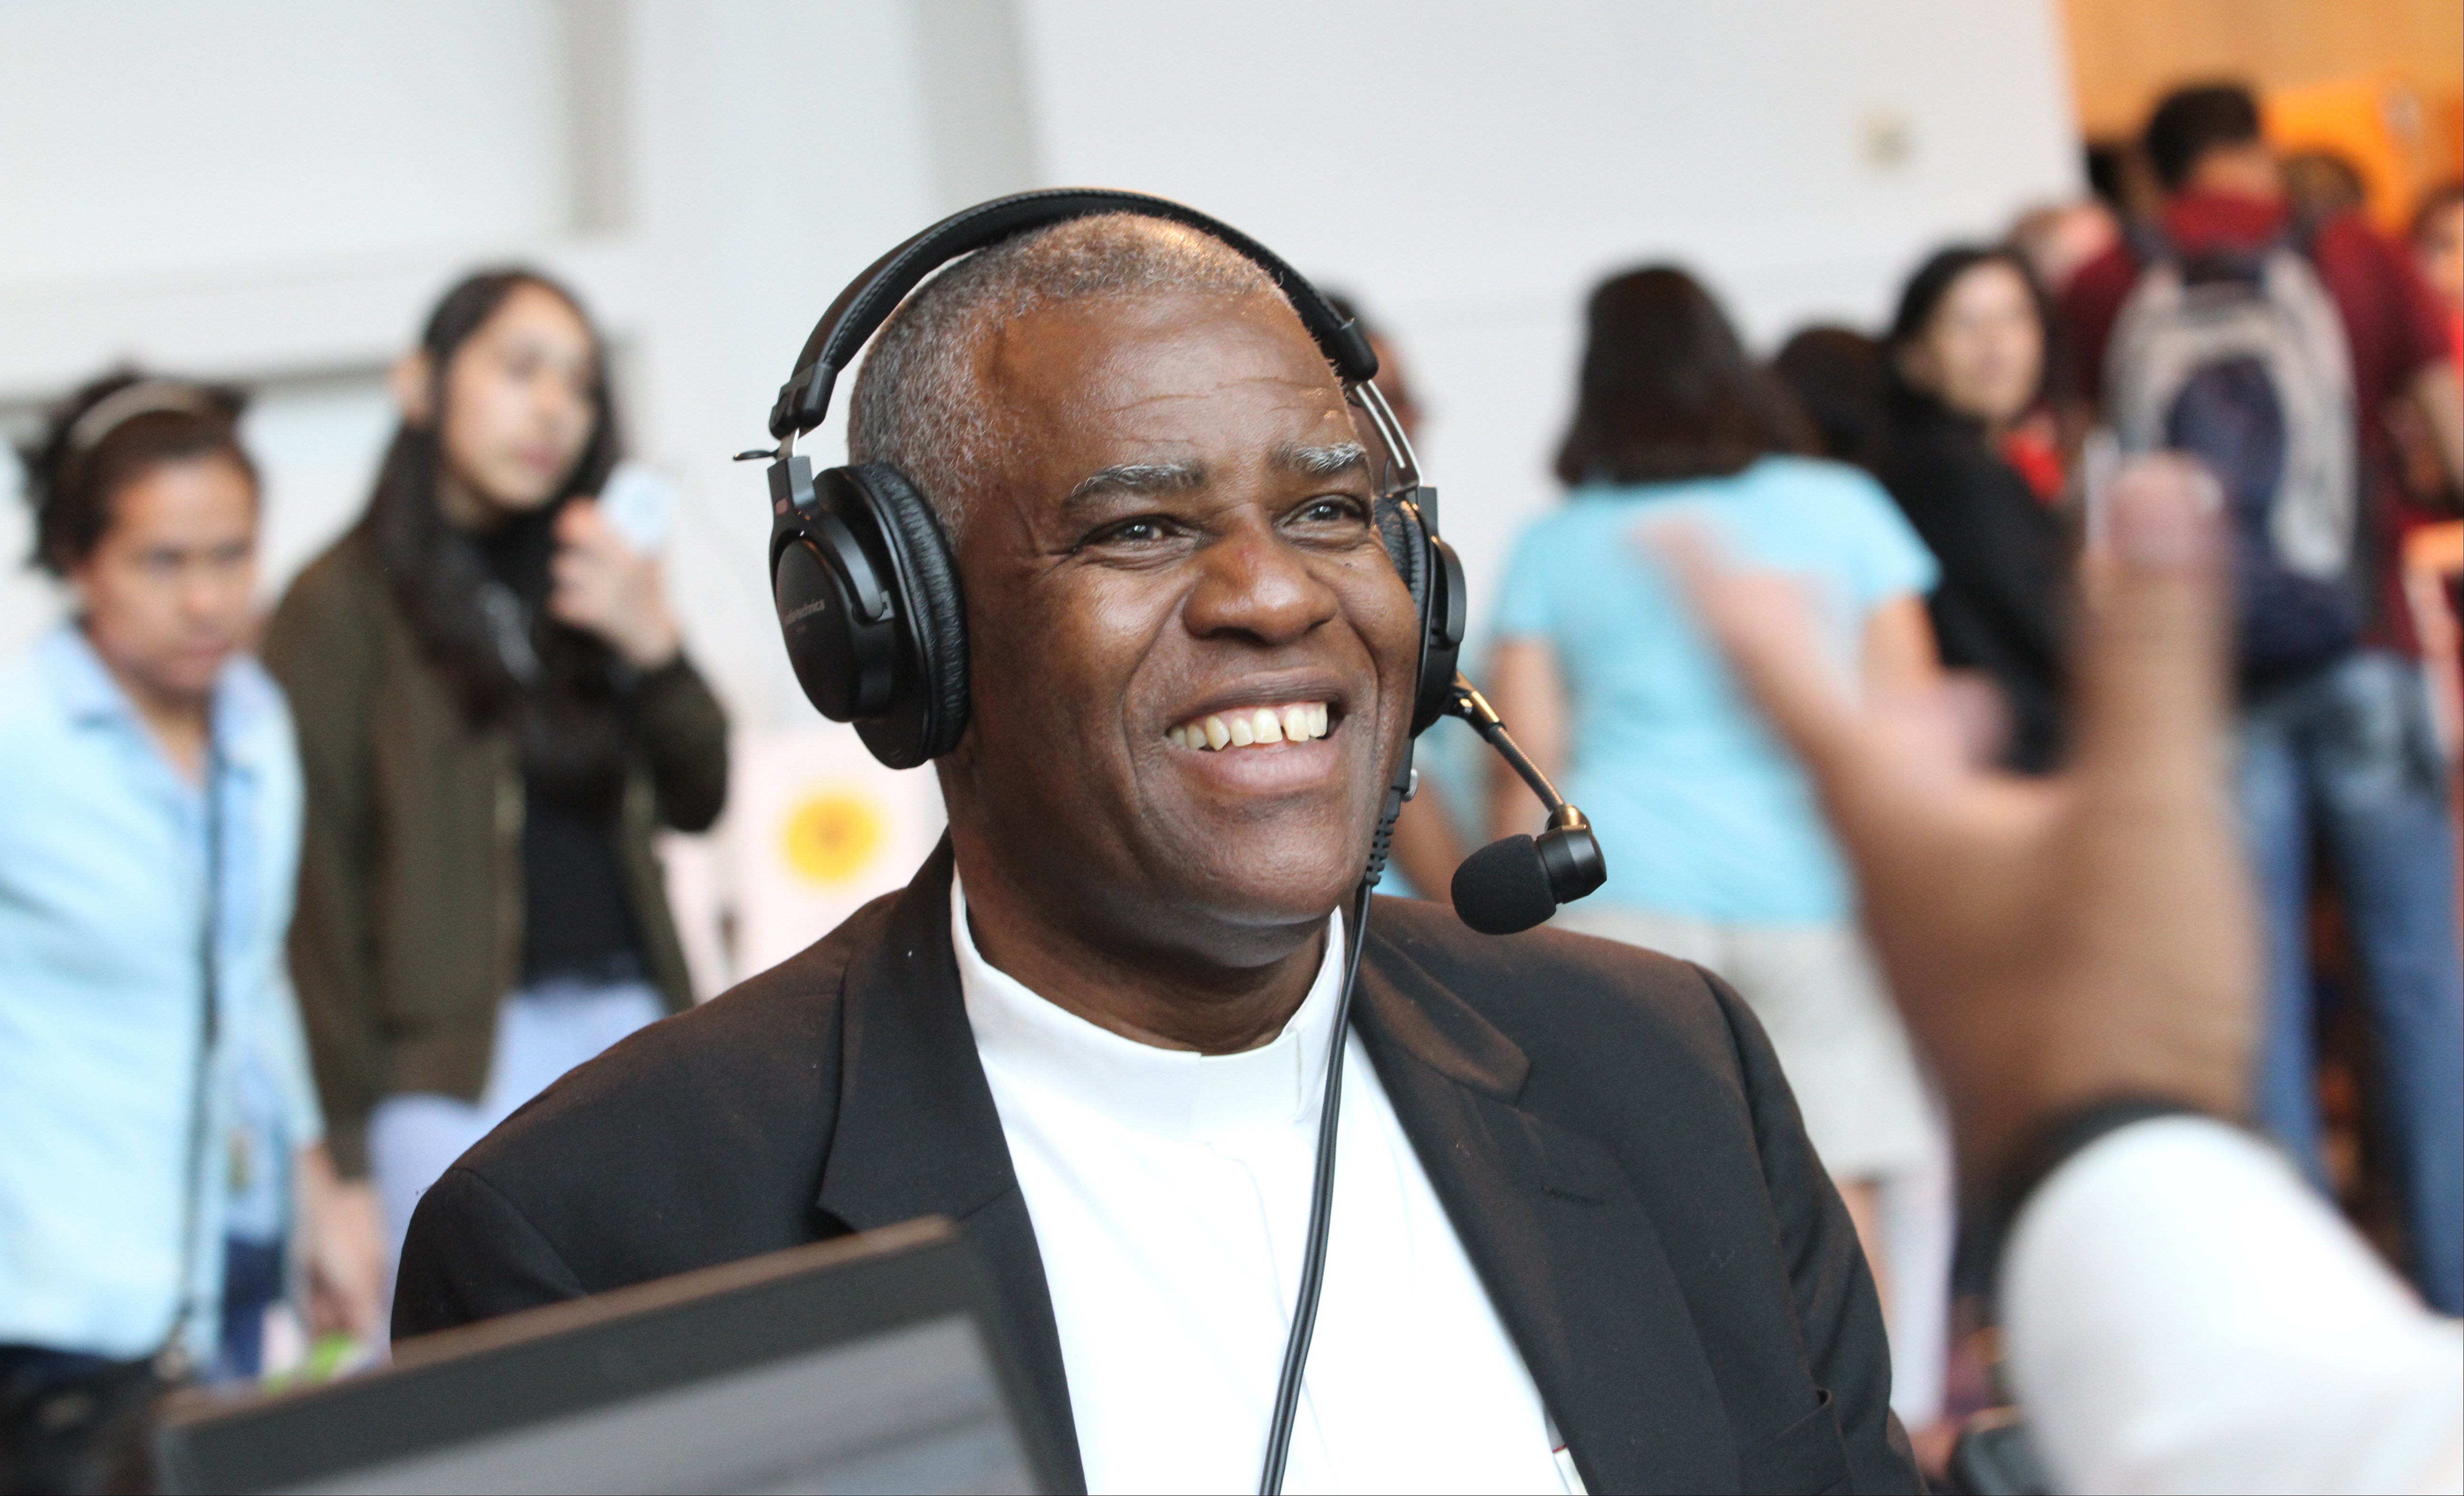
left=943, top=289, right=1421, bottom=963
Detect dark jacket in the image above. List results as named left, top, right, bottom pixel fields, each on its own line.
left=396, top=844, right=1919, bottom=1494
left=1879, top=394, right=2071, bottom=773
left=263, top=527, right=728, bottom=1175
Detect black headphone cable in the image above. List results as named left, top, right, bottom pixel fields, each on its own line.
left=1256, top=767, right=1398, bottom=1495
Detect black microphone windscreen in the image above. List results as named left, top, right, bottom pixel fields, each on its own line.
left=1451, top=834, right=1559, bottom=935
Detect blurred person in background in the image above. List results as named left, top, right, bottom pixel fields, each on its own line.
left=1, top=376, right=380, bottom=1490
left=2006, top=198, right=2121, bottom=472
left=2280, top=148, right=2370, bottom=231
left=2062, top=82, right=2464, bottom=1314
left=1324, top=292, right=1469, bottom=901
left=263, top=271, right=728, bottom=1292
left=1879, top=246, right=2071, bottom=774
left=2007, top=200, right=2119, bottom=301
left=2402, top=182, right=2464, bottom=738
left=1771, top=326, right=1888, bottom=473
left=2416, top=182, right=2464, bottom=357
left=1488, top=266, right=1944, bottom=1313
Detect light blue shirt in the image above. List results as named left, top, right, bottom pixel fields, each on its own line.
left=1493, top=456, right=1937, bottom=923
left=0, top=624, right=321, bottom=1361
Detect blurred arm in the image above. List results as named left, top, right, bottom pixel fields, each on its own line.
left=631, top=655, right=729, bottom=834
left=262, top=572, right=384, bottom=1179
left=294, top=1142, right=385, bottom=1341
left=1858, top=594, right=1942, bottom=703
left=1484, top=640, right=1566, bottom=843
left=2006, top=1116, right=2464, bottom=1495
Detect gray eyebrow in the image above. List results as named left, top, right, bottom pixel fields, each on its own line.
left=1277, top=441, right=1368, bottom=478
left=1067, top=460, right=1206, bottom=503
left=1063, top=442, right=1365, bottom=507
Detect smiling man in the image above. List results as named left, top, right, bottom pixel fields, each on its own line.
left=395, top=213, right=1918, bottom=1495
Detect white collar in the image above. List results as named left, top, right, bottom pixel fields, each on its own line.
left=951, top=873, right=1346, bottom=1143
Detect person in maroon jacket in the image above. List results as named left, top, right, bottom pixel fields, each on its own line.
left=2062, top=83, right=2464, bottom=1314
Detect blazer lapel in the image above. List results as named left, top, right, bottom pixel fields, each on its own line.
left=1354, top=928, right=1740, bottom=1494
left=812, top=841, right=1088, bottom=1494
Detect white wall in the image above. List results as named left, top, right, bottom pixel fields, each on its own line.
left=0, top=1, right=571, bottom=290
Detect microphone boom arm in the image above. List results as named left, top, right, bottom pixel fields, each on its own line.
left=1447, top=675, right=1574, bottom=823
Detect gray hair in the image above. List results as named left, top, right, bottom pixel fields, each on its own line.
left=846, top=213, right=1291, bottom=532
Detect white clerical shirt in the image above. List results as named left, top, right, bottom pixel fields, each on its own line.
left=951, top=879, right=1578, bottom=1496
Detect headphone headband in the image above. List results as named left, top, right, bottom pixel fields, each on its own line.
left=766, top=188, right=1378, bottom=441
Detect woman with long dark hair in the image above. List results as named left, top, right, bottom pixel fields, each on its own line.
left=1878, top=245, right=2070, bottom=773
left=265, top=270, right=727, bottom=1285
left=1489, top=267, right=1942, bottom=1312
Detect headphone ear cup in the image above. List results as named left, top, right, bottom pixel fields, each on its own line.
left=1378, top=492, right=1461, bottom=736
left=772, top=460, right=900, bottom=726
left=1376, top=492, right=1429, bottom=610
left=844, top=462, right=970, bottom=767
left=1413, top=531, right=1466, bottom=734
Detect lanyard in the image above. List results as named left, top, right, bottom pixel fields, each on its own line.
left=154, top=726, right=223, bottom=1380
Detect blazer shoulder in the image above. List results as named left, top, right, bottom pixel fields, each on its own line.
left=1365, top=897, right=1744, bottom=1083
left=433, top=894, right=904, bottom=1284
left=1369, top=896, right=1721, bottom=1013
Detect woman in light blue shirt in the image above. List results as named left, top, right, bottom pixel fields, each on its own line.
left=0, top=376, right=380, bottom=1477
left=1489, top=268, right=1944, bottom=1310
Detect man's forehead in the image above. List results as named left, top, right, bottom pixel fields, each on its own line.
left=980, top=292, right=1355, bottom=498
left=986, top=291, right=1340, bottom=416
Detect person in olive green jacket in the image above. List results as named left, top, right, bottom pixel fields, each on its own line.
left=264, top=269, right=727, bottom=1290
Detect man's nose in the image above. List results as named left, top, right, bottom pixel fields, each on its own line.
left=1183, top=519, right=1338, bottom=647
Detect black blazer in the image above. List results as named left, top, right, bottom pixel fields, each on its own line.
left=397, top=844, right=1918, bottom=1494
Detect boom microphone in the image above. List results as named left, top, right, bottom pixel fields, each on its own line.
left=1443, top=676, right=1607, bottom=934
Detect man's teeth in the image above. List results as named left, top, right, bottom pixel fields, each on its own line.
left=1167, top=702, right=1331, bottom=751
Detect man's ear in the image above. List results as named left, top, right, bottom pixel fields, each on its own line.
left=390, top=350, right=435, bottom=427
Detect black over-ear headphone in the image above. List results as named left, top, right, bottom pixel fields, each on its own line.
left=751, top=187, right=1463, bottom=772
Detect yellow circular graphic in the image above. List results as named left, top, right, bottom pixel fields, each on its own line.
left=780, top=788, right=887, bottom=886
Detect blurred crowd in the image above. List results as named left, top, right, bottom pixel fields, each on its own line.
left=2, top=71, right=2460, bottom=1491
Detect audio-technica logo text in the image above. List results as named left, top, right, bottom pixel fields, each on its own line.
left=781, top=597, right=830, bottom=627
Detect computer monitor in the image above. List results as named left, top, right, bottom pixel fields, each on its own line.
left=154, top=1218, right=1064, bottom=1495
